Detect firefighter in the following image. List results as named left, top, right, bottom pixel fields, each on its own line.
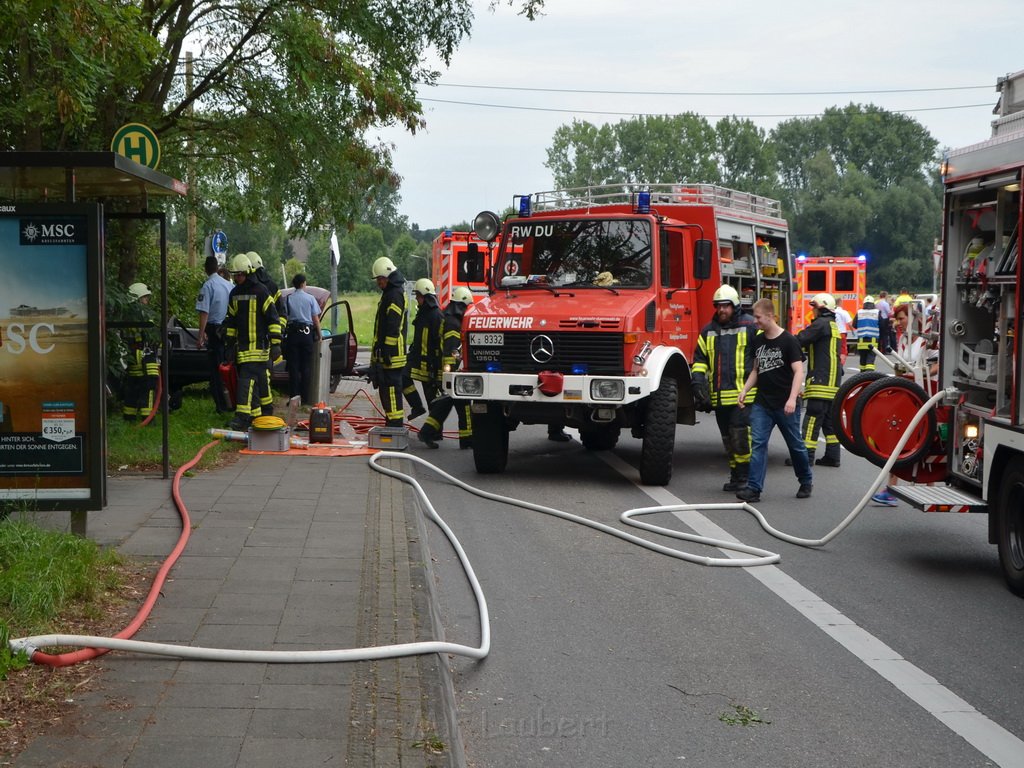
left=853, top=295, right=880, bottom=371
left=121, top=282, right=160, bottom=422
left=691, top=284, right=758, bottom=491
left=795, top=292, right=843, bottom=467
left=403, top=277, right=443, bottom=419
left=224, top=253, right=282, bottom=431
left=248, top=251, right=284, bottom=315
left=419, top=286, right=474, bottom=449
left=371, top=256, right=409, bottom=427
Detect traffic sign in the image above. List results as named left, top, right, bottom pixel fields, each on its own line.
left=111, top=123, right=161, bottom=170
left=212, top=230, right=228, bottom=257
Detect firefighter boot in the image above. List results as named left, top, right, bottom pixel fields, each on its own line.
left=405, top=387, right=426, bottom=420
left=723, top=463, right=749, bottom=492
left=816, top=444, right=841, bottom=467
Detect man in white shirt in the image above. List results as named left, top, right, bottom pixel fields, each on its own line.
left=196, top=255, right=234, bottom=413
left=833, top=297, right=852, bottom=366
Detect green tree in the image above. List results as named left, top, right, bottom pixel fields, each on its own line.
left=0, top=0, right=545, bottom=276
left=545, top=120, right=620, bottom=189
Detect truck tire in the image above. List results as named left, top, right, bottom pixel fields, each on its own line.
left=830, top=371, right=885, bottom=456
left=639, top=377, right=677, bottom=486
left=851, top=376, right=936, bottom=469
left=472, top=403, right=508, bottom=474
left=995, top=456, right=1024, bottom=597
left=581, top=425, right=620, bottom=451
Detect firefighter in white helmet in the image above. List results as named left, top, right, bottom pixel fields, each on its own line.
left=795, top=292, right=843, bottom=467
left=370, top=256, right=409, bottom=426
left=853, top=295, right=880, bottom=371
left=121, top=282, right=159, bottom=421
left=691, top=284, right=759, bottom=491
left=419, top=286, right=475, bottom=448
left=403, top=277, right=443, bottom=420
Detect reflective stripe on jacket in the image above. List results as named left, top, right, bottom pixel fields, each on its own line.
left=372, top=271, right=408, bottom=370
left=797, top=311, right=842, bottom=400
left=225, top=277, right=282, bottom=364
left=691, top=314, right=758, bottom=406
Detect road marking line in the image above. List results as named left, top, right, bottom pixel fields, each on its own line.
left=598, top=452, right=1024, bottom=768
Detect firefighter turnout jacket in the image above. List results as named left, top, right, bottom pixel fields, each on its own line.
left=408, top=293, right=443, bottom=383
left=797, top=310, right=843, bottom=399
left=854, top=304, right=880, bottom=350
left=441, top=299, right=469, bottom=370
left=372, top=270, right=408, bottom=371
left=691, top=313, right=758, bottom=406
left=225, top=276, right=282, bottom=363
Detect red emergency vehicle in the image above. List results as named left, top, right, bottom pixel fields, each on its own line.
left=442, top=183, right=793, bottom=485
left=834, top=68, right=1024, bottom=595
left=431, top=230, right=492, bottom=307
left=789, top=254, right=867, bottom=336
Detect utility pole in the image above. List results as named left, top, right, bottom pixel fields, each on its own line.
left=186, top=51, right=196, bottom=268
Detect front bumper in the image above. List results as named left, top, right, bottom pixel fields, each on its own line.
left=442, top=370, right=653, bottom=405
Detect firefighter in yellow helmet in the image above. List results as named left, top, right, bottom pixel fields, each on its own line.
left=795, top=292, right=843, bottom=467
left=370, top=256, right=409, bottom=426
left=223, top=253, right=282, bottom=431
left=403, top=277, right=443, bottom=420
left=419, top=286, right=475, bottom=448
left=121, top=282, right=159, bottom=421
left=691, top=284, right=759, bottom=491
left=853, top=295, right=880, bottom=371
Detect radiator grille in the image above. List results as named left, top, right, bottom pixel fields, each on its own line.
left=467, top=331, right=625, bottom=374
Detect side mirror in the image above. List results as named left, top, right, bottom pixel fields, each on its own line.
left=693, top=239, right=712, bottom=281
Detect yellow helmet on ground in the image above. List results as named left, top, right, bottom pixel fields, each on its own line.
left=414, top=278, right=435, bottom=296
left=128, top=282, right=151, bottom=300
left=371, top=256, right=396, bottom=279
left=812, top=293, right=837, bottom=311
left=229, top=253, right=252, bottom=275
left=451, top=286, right=474, bottom=305
left=712, top=284, right=740, bottom=307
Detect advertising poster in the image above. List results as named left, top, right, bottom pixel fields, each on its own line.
left=0, top=204, right=104, bottom=508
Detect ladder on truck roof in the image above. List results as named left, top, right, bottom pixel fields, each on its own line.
left=888, top=484, right=988, bottom=513
left=530, top=183, right=783, bottom=219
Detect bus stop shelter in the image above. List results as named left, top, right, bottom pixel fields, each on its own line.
left=0, top=151, right=186, bottom=533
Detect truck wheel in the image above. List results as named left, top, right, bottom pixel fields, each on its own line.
left=996, top=456, right=1024, bottom=596
left=472, top=403, right=508, bottom=474
left=830, top=371, right=885, bottom=456
left=851, top=377, right=936, bottom=469
left=581, top=425, right=620, bottom=451
left=640, top=377, right=677, bottom=485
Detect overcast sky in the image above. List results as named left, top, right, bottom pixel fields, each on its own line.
left=377, top=0, right=1024, bottom=229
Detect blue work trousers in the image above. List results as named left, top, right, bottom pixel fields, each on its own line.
left=748, top=401, right=813, bottom=493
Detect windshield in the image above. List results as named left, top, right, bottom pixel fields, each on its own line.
left=498, top=219, right=652, bottom=289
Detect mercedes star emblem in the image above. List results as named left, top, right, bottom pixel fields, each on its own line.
left=530, top=334, right=555, bottom=363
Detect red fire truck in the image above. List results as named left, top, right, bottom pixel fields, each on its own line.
left=431, top=230, right=492, bottom=306
left=442, top=183, right=793, bottom=485
left=790, top=254, right=867, bottom=337
left=834, top=69, right=1024, bottom=595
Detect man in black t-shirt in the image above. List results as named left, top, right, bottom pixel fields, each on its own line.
left=735, top=299, right=813, bottom=503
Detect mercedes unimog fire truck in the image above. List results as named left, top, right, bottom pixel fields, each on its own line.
left=442, top=184, right=793, bottom=485
left=833, top=69, right=1024, bottom=595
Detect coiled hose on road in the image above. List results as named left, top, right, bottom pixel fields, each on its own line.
left=10, top=388, right=949, bottom=665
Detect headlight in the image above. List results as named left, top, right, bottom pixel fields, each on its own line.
left=455, top=375, right=484, bottom=397
left=590, top=379, right=624, bottom=401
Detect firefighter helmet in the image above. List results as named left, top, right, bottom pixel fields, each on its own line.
left=451, top=286, right=473, bottom=305
left=864, top=295, right=875, bottom=305
left=246, top=251, right=263, bottom=270
left=371, top=256, right=396, bottom=279
left=812, top=293, right=837, bottom=311
left=414, top=278, right=435, bottom=296
left=128, top=282, right=151, bottom=300
left=229, top=253, right=252, bottom=275
left=712, top=284, right=740, bottom=307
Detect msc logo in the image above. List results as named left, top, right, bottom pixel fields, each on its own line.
left=20, top=219, right=86, bottom=246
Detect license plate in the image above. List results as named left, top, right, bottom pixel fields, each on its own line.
left=470, top=332, right=504, bottom=346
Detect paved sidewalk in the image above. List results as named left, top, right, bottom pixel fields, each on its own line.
left=13, top=380, right=462, bottom=767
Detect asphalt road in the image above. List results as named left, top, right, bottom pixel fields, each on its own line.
left=402, top=399, right=1024, bottom=768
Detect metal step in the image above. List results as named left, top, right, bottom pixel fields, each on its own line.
left=888, top=484, right=988, bottom=513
